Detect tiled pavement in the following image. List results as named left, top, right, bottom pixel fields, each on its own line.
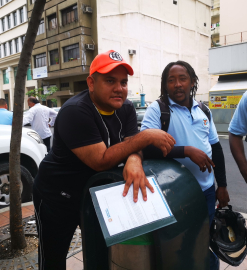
left=1, top=202, right=247, bottom=270
left=0, top=202, right=84, bottom=270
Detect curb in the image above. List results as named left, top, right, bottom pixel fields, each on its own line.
left=0, top=201, right=33, bottom=214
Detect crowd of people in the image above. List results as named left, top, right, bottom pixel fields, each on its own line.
left=0, top=50, right=246, bottom=270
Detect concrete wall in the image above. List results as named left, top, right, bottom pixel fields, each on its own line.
left=220, top=0, right=247, bottom=45
left=0, top=0, right=37, bottom=110
left=96, top=0, right=211, bottom=102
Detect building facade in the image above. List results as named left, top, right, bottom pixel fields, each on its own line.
left=28, top=0, right=212, bottom=106
left=208, top=0, right=247, bottom=132
left=27, top=0, right=95, bottom=107
left=0, top=0, right=37, bottom=110
left=211, top=0, right=220, bottom=46
left=220, top=0, right=247, bottom=45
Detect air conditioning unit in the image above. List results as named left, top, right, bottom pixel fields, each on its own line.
left=128, top=50, right=136, bottom=55
left=84, top=6, right=93, bottom=14
left=85, top=44, right=95, bottom=51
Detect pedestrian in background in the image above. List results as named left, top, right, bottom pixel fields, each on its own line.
left=23, top=97, right=58, bottom=152
left=0, top=98, right=13, bottom=125
left=229, top=91, right=247, bottom=182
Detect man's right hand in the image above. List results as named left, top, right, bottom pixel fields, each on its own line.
left=184, top=146, right=215, bottom=172
left=146, top=129, right=176, bottom=156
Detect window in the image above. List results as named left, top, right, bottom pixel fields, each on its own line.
left=50, top=49, right=59, bottom=65
left=62, top=5, right=78, bottom=26
left=14, top=67, right=18, bottom=81
left=0, top=0, right=3, bottom=6
left=7, top=15, right=11, bottom=29
left=20, top=8, right=24, bottom=23
left=13, top=11, right=17, bottom=26
left=27, top=64, right=32, bottom=80
left=63, top=44, right=79, bottom=62
left=21, top=35, right=25, bottom=46
left=37, top=19, right=45, bottom=35
left=3, top=43, right=7, bottom=57
left=61, top=82, right=69, bottom=88
left=2, top=18, right=5, bottom=31
left=34, top=53, right=46, bottom=68
left=48, top=14, right=57, bottom=30
left=15, top=38, right=19, bottom=52
left=9, top=41, right=12, bottom=55
left=3, top=69, right=9, bottom=84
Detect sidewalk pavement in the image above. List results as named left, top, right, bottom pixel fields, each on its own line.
left=0, top=202, right=84, bottom=270
left=1, top=202, right=247, bottom=270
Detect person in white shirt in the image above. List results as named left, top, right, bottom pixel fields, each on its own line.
left=23, top=97, right=58, bottom=152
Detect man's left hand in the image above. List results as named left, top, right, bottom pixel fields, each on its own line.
left=123, top=154, right=154, bottom=202
left=216, top=186, right=230, bottom=208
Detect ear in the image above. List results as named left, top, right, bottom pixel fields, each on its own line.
left=87, top=76, right=95, bottom=93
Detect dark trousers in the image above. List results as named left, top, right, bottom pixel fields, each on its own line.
left=43, top=137, right=51, bottom=152
left=33, top=185, right=80, bottom=270
left=203, top=184, right=219, bottom=270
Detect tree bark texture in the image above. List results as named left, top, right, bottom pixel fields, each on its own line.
left=9, top=0, right=47, bottom=250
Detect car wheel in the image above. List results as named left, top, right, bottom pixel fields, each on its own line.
left=0, top=163, right=33, bottom=206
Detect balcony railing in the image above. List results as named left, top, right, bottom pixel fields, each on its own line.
left=219, top=31, right=247, bottom=46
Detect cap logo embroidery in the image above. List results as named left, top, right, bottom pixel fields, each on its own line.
left=109, top=52, right=123, bottom=61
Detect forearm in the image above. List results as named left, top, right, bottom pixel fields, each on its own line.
left=211, top=142, right=227, bottom=187
left=96, top=130, right=153, bottom=171
left=143, top=145, right=185, bottom=159
left=229, top=132, right=247, bottom=179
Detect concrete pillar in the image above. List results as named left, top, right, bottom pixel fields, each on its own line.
left=0, top=70, right=4, bottom=98
left=0, top=19, right=2, bottom=34
left=1, top=44, right=4, bottom=57
left=8, top=66, right=14, bottom=111
left=5, top=16, right=8, bottom=30
left=18, top=36, right=22, bottom=51
left=23, top=5, right=27, bottom=22
left=12, top=40, right=16, bottom=54
left=16, top=9, right=20, bottom=25
left=10, top=12, right=14, bottom=28
left=6, top=42, right=10, bottom=56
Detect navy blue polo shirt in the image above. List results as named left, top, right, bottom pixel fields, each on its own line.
left=141, top=98, right=219, bottom=192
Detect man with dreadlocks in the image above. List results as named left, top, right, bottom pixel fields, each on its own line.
left=141, top=61, right=229, bottom=270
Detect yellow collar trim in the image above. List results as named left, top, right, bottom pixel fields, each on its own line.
left=97, top=108, right=115, bottom=115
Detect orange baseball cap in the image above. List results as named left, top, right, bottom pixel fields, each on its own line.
left=90, top=50, right=134, bottom=76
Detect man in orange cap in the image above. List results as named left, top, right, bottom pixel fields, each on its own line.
left=33, top=50, right=175, bottom=269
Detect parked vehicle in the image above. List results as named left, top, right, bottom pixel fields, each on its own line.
left=0, top=125, right=47, bottom=206
left=136, top=107, right=147, bottom=129
left=52, top=107, right=61, bottom=112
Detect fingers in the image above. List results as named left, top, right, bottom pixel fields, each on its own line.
left=145, top=178, right=155, bottom=193
left=139, top=180, right=147, bottom=201
left=133, top=178, right=140, bottom=203
left=123, top=181, right=131, bottom=197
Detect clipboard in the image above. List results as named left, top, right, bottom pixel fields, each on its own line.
left=90, top=177, right=177, bottom=247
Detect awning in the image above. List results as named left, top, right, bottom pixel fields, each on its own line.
left=210, top=80, right=247, bottom=92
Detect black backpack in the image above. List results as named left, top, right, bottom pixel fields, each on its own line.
left=156, top=99, right=211, bottom=132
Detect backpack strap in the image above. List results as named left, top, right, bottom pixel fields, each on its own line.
left=156, top=99, right=170, bottom=132
left=198, top=101, right=211, bottom=122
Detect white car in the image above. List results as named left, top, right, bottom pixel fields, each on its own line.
left=0, top=125, right=47, bottom=206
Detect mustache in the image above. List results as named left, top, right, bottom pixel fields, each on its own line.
left=174, top=89, right=184, bottom=94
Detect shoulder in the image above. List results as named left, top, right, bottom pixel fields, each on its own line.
left=58, top=91, right=94, bottom=118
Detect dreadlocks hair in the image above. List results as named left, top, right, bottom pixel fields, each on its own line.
left=160, top=60, right=199, bottom=105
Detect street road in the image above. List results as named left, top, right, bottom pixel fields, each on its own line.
left=219, top=137, right=247, bottom=214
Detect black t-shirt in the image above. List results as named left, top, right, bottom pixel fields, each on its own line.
left=34, top=90, right=138, bottom=206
